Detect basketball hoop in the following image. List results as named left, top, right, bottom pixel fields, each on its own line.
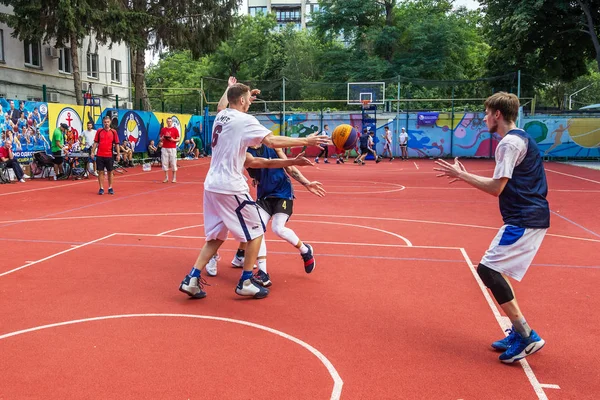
left=361, top=99, right=371, bottom=109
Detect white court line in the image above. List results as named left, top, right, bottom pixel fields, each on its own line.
left=546, top=168, right=600, bottom=185
left=540, top=384, right=561, bottom=390
left=1, top=212, right=597, bottom=244
left=0, top=233, right=116, bottom=277
left=459, top=248, right=555, bottom=400
left=156, top=220, right=413, bottom=246
left=0, top=313, right=343, bottom=400
left=413, top=161, right=419, bottom=170
left=158, top=224, right=204, bottom=236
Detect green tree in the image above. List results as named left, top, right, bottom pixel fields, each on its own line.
left=482, top=0, right=600, bottom=92
left=103, top=0, right=238, bottom=110
left=0, top=0, right=107, bottom=105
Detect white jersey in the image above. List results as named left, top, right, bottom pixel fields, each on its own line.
left=493, top=134, right=528, bottom=180
left=82, top=129, right=96, bottom=148
left=385, top=131, right=392, bottom=143
left=204, top=108, right=271, bottom=195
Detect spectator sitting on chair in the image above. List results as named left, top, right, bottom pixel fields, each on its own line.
left=147, top=140, right=160, bottom=164
left=119, top=139, right=134, bottom=167
left=0, top=138, right=29, bottom=182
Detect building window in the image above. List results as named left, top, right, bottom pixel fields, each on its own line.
left=0, top=29, right=4, bottom=62
left=111, top=59, right=121, bottom=82
left=87, top=52, right=99, bottom=79
left=274, top=7, right=301, bottom=24
left=24, top=41, right=41, bottom=67
left=58, top=48, right=72, bottom=73
left=249, top=6, right=267, bottom=16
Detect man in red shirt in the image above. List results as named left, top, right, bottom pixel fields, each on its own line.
left=0, top=138, right=28, bottom=182
left=159, top=116, right=180, bottom=183
left=90, top=115, right=121, bottom=195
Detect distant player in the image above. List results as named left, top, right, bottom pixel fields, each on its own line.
left=435, top=92, right=548, bottom=364
left=382, top=126, right=393, bottom=161
left=178, top=77, right=328, bottom=300
left=315, top=124, right=330, bottom=164
left=356, top=129, right=381, bottom=165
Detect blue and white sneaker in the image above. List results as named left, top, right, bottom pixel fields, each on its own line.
left=235, top=277, right=269, bottom=299
left=254, top=270, right=272, bottom=287
left=179, top=275, right=209, bottom=299
left=231, top=254, right=257, bottom=269
left=492, top=327, right=519, bottom=351
left=499, top=330, right=545, bottom=364
left=205, top=254, right=220, bottom=277
left=301, top=243, right=316, bottom=273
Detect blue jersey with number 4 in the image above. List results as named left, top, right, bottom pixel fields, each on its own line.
left=247, top=145, right=294, bottom=200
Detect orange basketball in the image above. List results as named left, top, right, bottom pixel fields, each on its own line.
left=332, top=124, right=358, bottom=151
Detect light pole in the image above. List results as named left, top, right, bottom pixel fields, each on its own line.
left=569, top=84, right=594, bottom=110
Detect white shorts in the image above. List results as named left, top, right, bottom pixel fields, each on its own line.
left=161, top=147, right=178, bottom=171
left=480, top=225, right=547, bottom=281
left=203, top=191, right=265, bottom=242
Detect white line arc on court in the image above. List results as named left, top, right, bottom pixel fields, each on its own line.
left=0, top=313, right=343, bottom=400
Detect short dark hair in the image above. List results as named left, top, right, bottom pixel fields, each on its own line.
left=227, top=83, right=251, bottom=105
left=484, top=92, right=519, bottom=123
left=103, top=115, right=111, bottom=121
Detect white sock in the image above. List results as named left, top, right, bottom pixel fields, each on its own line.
left=299, top=244, right=309, bottom=254
left=257, top=258, right=267, bottom=273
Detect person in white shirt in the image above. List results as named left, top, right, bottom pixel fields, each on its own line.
left=179, top=76, right=328, bottom=300
left=315, top=124, right=330, bottom=164
left=81, top=121, right=98, bottom=176
left=399, top=127, right=409, bottom=160
left=382, top=126, right=393, bottom=161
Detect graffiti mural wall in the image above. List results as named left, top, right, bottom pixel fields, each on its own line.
left=3, top=98, right=599, bottom=160
left=523, top=116, right=600, bottom=158
left=0, top=98, right=50, bottom=162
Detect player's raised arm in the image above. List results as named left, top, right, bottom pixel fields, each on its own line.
left=434, top=157, right=509, bottom=197
left=216, top=76, right=238, bottom=113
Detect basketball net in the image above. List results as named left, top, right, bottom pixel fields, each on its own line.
left=361, top=99, right=371, bottom=109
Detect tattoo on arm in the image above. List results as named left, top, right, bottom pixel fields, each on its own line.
left=288, top=168, right=307, bottom=186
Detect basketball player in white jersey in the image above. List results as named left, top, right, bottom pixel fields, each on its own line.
left=179, top=77, right=328, bottom=299
left=382, top=126, right=393, bottom=161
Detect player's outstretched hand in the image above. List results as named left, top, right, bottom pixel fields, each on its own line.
left=306, top=134, right=330, bottom=147
left=433, top=157, right=467, bottom=183
left=293, top=151, right=314, bottom=167
left=249, top=88, right=261, bottom=103
left=305, top=181, right=326, bottom=198
left=228, top=76, right=237, bottom=87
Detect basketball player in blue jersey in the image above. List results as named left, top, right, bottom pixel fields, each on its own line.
left=205, top=144, right=325, bottom=286
left=435, top=92, right=549, bottom=364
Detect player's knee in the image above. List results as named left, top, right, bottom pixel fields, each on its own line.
left=476, top=263, right=514, bottom=305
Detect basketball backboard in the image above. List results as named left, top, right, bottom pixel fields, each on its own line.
left=347, top=82, right=385, bottom=105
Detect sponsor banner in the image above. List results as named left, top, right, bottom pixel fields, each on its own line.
left=417, top=112, right=439, bottom=126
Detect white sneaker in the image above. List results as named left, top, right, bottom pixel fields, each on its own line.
left=235, top=278, right=269, bottom=299
left=19, top=179, right=26, bottom=183
left=172, top=179, right=177, bottom=183
left=91, top=170, right=99, bottom=177
left=205, top=254, right=220, bottom=277
left=231, top=255, right=257, bottom=269
left=23, top=174, right=30, bottom=179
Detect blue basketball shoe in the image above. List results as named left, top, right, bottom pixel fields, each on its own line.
left=235, top=277, right=269, bottom=299
left=254, top=270, right=272, bottom=287
left=301, top=243, right=316, bottom=273
left=179, top=275, right=209, bottom=299
left=499, top=330, right=545, bottom=364
left=491, top=327, right=519, bottom=351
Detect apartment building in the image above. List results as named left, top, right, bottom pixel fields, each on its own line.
left=247, top=0, right=320, bottom=30
left=0, top=5, right=132, bottom=108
